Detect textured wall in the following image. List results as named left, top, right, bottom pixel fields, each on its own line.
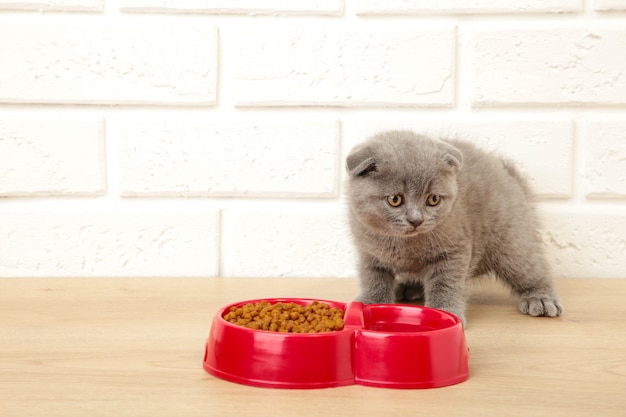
left=1, top=0, right=625, bottom=278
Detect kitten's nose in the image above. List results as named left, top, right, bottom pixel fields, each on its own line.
left=407, top=208, right=423, bottom=228
left=408, top=218, right=423, bottom=228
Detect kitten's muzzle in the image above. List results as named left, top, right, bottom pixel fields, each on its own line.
left=406, top=209, right=424, bottom=228
left=407, top=218, right=423, bottom=228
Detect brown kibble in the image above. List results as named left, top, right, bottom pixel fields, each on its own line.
left=223, top=300, right=345, bottom=333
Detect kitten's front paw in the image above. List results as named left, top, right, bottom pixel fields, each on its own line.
left=519, top=294, right=563, bottom=317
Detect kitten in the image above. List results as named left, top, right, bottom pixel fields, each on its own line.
left=345, top=130, right=563, bottom=326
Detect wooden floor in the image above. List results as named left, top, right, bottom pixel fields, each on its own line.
left=1, top=277, right=625, bottom=417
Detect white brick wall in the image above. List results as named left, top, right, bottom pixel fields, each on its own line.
left=581, top=118, right=626, bottom=198
left=0, top=115, right=105, bottom=195
left=221, top=206, right=355, bottom=278
left=112, top=117, right=339, bottom=197
left=0, top=23, right=217, bottom=105
left=0, top=0, right=102, bottom=11
left=594, top=0, right=626, bottom=10
left=0, top=211, right=219, bottom=277
left=540, top=206, right=626, bottom=278
left=119, top=0, right=343, bottom=15
left=471, top=28, right=626, bottom=106
left=1, top=1, right=625, bottom=279
left=356, top=0, right=583, bottom=14
left=230, top=28, right=455, bottom=106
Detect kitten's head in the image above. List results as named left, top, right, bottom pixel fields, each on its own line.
left=346, top=131, right=462, bottom=238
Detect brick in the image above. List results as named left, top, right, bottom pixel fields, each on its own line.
left=231, top=28, right=455, bottom=107
left=594, top=0, right=626, bottom=10
left=112, top=118, right=339, bottom=197
left=221, top=207, right=356, bottom=277
left=357, top=0, right=581, bottom=14
left=470, top=29, right=626, bottom=106
left=0, top=115, right=105, bottom=196
left=0, top=212, right=219, bottom=277
left=0, top=23, right=217, bottom=105
left=582, top=119, right=626, bottom=198
left=539, top=207, right=626, bottom=278
left=119, top=0, right=342, bottom=14
left=0, top=0, right=102, bottom=11
left=345, top=119, right=573, bottom=198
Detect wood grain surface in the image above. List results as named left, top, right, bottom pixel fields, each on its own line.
left=1, top=277, right=624, bottom=417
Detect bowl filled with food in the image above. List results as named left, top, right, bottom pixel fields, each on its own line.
left=203, top=298, right=469, bottom=389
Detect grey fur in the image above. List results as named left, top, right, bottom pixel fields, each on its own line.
left=345, top=130, right=563, bottom=326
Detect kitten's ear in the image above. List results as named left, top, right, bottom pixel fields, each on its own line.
left=440, top=145, right=463, bottom=173
left=346, top=148, right=378, bottom=177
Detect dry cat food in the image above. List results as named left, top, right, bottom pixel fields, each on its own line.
left=224, top=300, right=345, bottom=333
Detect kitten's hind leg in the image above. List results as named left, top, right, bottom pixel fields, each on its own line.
left=494, top=248, right=563, bottom=318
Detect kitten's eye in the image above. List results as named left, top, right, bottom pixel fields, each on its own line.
left=427, top=194, right=441, bottom=206
left=387, top=195, right=403, bottom=207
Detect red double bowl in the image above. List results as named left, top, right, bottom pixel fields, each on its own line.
left=203, top=298, right=469, bottom=389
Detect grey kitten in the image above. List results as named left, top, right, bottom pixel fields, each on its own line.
left=345, top=130, right=563, bottom=326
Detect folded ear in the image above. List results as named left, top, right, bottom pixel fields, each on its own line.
left=440, top=144, right=463, bottom=173
left=346, top=146, right=379, bottom=177
left=349, top=156, right=378, bottom=177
